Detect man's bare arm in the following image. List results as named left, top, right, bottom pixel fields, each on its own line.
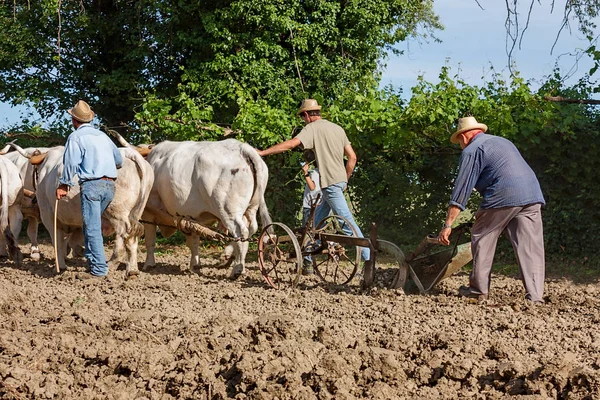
left=257, top=138, right=302, bottom=157
left=344, top=144, right=357, bottom=180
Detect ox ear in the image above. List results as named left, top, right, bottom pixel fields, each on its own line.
left=30, top=152, right=48, bottom=165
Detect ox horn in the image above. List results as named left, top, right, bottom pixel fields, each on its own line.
left=8, top=142, right=32, bottom=159
left=106, top=128, right=154, bottom=157
left=10, top=142, right=47, bottom=165
left=0, top=139, right=18, bottom=155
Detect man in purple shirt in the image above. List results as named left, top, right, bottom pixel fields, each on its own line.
left=56, top=100, right=123, bottom=279
left=438, top=117, right=546, bottom=303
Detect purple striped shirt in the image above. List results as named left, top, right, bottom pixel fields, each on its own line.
left=449, top=134, right=545, bottom=210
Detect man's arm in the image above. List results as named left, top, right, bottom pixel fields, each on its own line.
left=343, top=144, right=357, bottom=180
left=59, top=138, right=82, bottom=187
left=57, top=137, right=82, bottom=199
left=438, top=205, right=462, bottom=245
left=113, top=143, right=123, bottom=169
left=257, top=138, right=302, bottom=157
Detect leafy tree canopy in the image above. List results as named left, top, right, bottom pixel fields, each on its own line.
left=0, top=0, right=441, bottom=136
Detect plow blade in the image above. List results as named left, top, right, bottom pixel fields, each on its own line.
left=406, top=242, right=472, bottom=293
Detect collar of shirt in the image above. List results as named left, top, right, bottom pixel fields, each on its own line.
left=77, top=123, right=92, bottom=130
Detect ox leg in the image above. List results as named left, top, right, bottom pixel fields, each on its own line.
left=7, top=206, right=23, bottom=266
left=0, top=235, right=6, bottom=257
left=219, top=244, right=235, bottom=268
left=54, top=228, right=70, bottom=272
left=185, top=233, right=200, bottom=272
left=108, top=229, right=126, bottom=271
left=222, top=217, right=250, bottom=279
left=143, top=224, right=157, bottom=269
left=27, top=217, right=41, bottom=261
left=69, top=229, right=85, bottom=258
left=124, top=233, right=140, bottom=278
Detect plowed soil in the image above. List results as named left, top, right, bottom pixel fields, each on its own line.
left=0, top=240, right=599, bottom=399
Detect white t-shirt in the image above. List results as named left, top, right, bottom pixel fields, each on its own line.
left=302, top=168, right=322, bottom=208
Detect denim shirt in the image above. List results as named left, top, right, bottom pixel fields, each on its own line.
left=449, top=134, right=545, bottom=210
left=59, top=124, right=123, bottom=187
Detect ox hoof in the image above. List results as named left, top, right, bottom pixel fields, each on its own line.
left=142, top=264, right=154, bottom=271
left=125, top=271, right=139, bottom=281
left=30, top=252, right=41, bottom=262
left=229, top=266, right=245, bottom=280
left=10, top=251, right=23, bottom=267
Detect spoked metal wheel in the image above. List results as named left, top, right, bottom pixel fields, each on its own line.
left=312, top=215, right=361, bottom=285
left=258, top=222, right=302, bottom=289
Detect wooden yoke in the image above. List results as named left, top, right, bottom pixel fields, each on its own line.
left=143, top=204, right=226, bottom=241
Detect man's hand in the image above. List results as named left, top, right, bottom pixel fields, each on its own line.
left=56, top=184, right=69, bottom=200
left=438, top=226, right=451, bottom=246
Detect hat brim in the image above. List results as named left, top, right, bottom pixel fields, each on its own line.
left=68, top=108, right=94, bottom=123
left=450, top=123, right=487, bottom=143
left=297, top=106, right=321, bottom=115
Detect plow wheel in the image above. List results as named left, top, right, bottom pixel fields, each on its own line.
left=377, top=240, right=410, bottom=290
left=258, top=222, right=302, bottom=289
left=313, top=215, right=360, bottom=285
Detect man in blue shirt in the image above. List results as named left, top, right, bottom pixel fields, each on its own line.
left=438, top=116, right=546, bottom=303
left=56, top=100, right=123, bottom=279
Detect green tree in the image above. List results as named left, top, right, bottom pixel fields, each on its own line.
left=0, top=0, right=441, bottom=137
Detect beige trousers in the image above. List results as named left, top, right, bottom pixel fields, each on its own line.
left=470, top=203, right=545, bottom=302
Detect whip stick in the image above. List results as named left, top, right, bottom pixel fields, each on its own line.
left=54, top=198, right=60, bottom=273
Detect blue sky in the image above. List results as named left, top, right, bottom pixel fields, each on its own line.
left=380, top=0, right=596, bottom=92
left=0, top=0, right=596, bottom=128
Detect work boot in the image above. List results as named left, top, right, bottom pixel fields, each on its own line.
left=302, top=259, right=314, bottom=275
left=458, top=285, right=488, bottom=301
left=76, top=272, right=107, bottom=281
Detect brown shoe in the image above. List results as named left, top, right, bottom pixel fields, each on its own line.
left=458, top=285, right=488, bottom=301
left=76, top=272, right=107, bottom=281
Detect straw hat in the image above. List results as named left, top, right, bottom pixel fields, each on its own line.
left=297, top=99, right=322, bottom=115
left=450, top=116, right=487, bottom=143
left=67, top=100, right=95, bottom=123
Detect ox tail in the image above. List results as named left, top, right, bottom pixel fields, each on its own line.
left=121, top=148, right=153, bottom=237
left=0, top=159, right=20, bottom=262
left=241, top=143, right=273, bottom=232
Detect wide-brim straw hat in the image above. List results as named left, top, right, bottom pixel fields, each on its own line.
left=450, top=116, right=488, bottom=143
left=68, top=100, right=95, bottom=123
left=297, top=99, right=322, bottom=115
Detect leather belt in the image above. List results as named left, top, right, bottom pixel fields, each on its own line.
left=99, top=176, right=115, bottom=181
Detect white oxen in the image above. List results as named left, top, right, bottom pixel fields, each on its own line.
left=140, top=139, right=272, bottom=278
left=3, top=146, right=51, bottom=260
left=0, top=155, right=24, bottom=265
left=33, top=146, right=154, bottom=276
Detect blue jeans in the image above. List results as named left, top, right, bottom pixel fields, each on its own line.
left=313, top=182, right=370, bottom=261
left=80, top=180, right=115, bottom=276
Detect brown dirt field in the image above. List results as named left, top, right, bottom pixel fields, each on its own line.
left=0, top=239, right=599, bottom=399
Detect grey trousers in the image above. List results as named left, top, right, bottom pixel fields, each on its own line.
left=470, top=203, right=545, bottom=302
